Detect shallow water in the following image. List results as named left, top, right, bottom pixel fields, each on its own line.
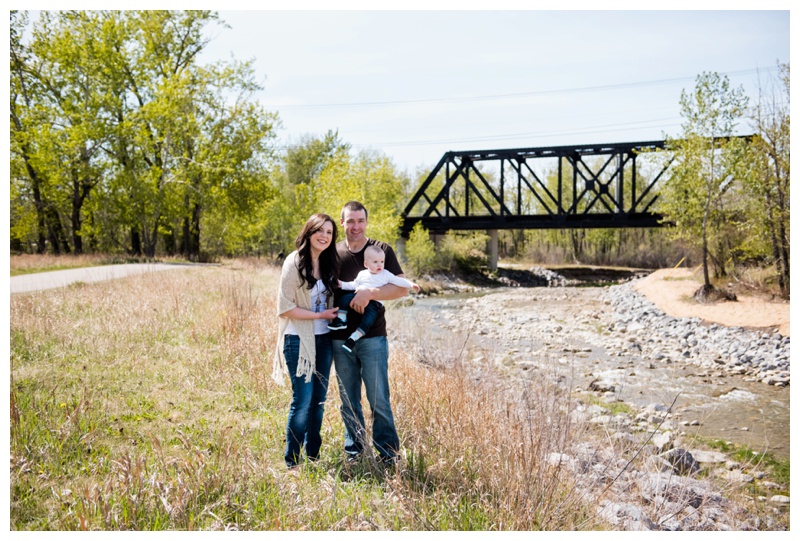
left=390, top=287, right=790, bottom=459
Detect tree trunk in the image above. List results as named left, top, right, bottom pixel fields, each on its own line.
left=70, top=152, right=96, bottom=255
left=31, top=180, right=47, bottom=254
left=70, top=176, right=87, bottom=255
left=569, top=229, right=584, bottom=263
left=24, top=153, right=48, bottom=253
left=144, top=218, right=159, bottom=258
left=163, top=227, right=176, bottom=256
left=778, top=216, right=790, bottom=299
left=776, top=178, right=790, bottom=300
left=131, top=226, right=142, bottom=255
left=189, top=201, right=201, bottom=258
left=768, top=214, right=785, bottom=297
left=46, top=205, right=70, bottom=254
left=180, top=184, right=202, bottom=260
left=701, top=198, right=711, bottom=288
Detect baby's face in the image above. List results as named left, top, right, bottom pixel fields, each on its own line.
left=364, top=254, right=385, bottom=274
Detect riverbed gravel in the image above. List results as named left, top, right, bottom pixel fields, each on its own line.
left=392, top=273, right=790, bottom=531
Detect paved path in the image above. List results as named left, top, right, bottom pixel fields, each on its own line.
left=10, top=263, right=194, bottom=294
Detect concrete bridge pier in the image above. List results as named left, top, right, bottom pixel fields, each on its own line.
left=488, top=229, right=498, bottom=271
left=395, top=236, right=406, bottom=261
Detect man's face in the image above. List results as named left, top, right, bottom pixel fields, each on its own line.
left=341, top=208, right=367, bottom=244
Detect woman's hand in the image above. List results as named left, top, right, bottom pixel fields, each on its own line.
left=317, top=307, right=340, bottom=320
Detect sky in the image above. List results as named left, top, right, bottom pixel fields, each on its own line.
left=189, top=5, right=791, bottom=175
left=8, top=4, right=792, bottom=175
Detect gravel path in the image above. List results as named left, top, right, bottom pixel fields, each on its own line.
left=10, top=263, right=195, bottom=294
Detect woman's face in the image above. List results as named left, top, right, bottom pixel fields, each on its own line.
left=309, top=220, right=335, bottom=255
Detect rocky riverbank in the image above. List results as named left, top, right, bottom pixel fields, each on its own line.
left=393, top=269, right=790, bottom=530
left=573, top=280, right=790, bottom=530
left=604, top=281, right=790, bottom=388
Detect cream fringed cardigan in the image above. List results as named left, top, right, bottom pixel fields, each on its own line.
left=272, top=251, right=332, bottom=385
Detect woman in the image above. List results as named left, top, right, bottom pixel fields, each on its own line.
left=273, top=213, right=340, bottom=469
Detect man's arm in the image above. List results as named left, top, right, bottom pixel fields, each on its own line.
left=348, top=281, right=408, bottom=313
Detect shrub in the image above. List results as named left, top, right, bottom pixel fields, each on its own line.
left=405, top=222, right=436, bottom=276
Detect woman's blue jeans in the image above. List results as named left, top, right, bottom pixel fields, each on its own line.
left=332, top=335, right=399, bottom=460
left=283, top=333, right=333, bottom=467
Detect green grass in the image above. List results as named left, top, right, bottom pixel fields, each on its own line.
left=579, top=395, right=637, bottom=417
left=704, top=438, right=790, bottom=487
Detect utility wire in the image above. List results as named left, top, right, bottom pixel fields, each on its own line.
left=356, top=122, right=685, bottom=149
left=276, top=67, right=781, bottom=110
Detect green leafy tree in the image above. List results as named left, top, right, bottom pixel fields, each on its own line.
left=404, top=222, right=435, bottom=276
left=662, top=72, right=749, bottom=292
left=736, top=64, right=790, bottom=298
left=172, top=61, right=279, bottom=258
left=314, top=149, right=406, bottom=247
left=262, top=131, right=349, bottom=255
left=10, top=10, right=55, bottom=253
left=10, top=11, right=280, bottom=258
left=24, top=11, right=117, bottom=254
left=101, top=10, right=225, bottom=257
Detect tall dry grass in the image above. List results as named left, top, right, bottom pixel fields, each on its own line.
left=10, top=260, right=783, bottom=530
left=11, top=260, right=595, bottom=530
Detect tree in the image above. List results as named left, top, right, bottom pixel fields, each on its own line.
left=100, top=10, right=225, bottom=257
left=10, top=10, right=52, bottom=253
left=313, top=149, right=406, bottom=248
left=25, top=11, right=114, bottom=254
left=170, top=61, right=279, bottom=259
left=261, top=131, right=349, bottom=256
left=737, top=64, right=790, bottom=298
left=662, top=72, right=749, bottom=295
left=10, top=11, right=280, bottom=258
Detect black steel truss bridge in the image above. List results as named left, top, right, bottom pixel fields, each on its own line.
left=400, top=140, right=675, bottom=237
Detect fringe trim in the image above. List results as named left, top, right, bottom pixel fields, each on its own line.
left=295, top=355, right=314, bottom=383
left=272, top=341, right=315, bottom=385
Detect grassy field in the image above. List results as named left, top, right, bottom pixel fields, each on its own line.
left=9, top=259, right=594, bottom=530
left=9, top=258, right=787, bottom=530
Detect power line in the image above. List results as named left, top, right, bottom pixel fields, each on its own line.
left=276, top=67, right=780, bottom=110
left=354, top=122, right=684, bottom=149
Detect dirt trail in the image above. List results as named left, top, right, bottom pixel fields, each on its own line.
left=634, top=268, right=790, bottom=337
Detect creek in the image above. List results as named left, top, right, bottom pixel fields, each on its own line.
left=389, top=285, right=790, bottom=459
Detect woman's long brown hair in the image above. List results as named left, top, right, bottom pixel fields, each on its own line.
left=294, top=213, right=339, bottom=293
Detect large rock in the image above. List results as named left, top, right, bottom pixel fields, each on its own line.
left=659, top=448, right=701, bottom=476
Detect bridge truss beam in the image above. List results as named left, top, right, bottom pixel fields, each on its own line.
left=400, top=140, right=674, bottom=236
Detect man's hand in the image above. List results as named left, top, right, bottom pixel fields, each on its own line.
left=349, top=287, right=375, bottom=314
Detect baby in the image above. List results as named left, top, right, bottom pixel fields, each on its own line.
left=328, top=244, right=420, bottom=352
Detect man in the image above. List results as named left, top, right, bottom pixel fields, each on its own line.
left=331, top=201, right=408, bottom=464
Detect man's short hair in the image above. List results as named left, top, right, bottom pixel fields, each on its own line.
left=341, top=200, right=368, bottom=222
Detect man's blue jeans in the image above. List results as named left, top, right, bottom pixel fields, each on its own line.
left=283, top=334, right=333, bottom=467
left=332, top=335, right=399, bottom=460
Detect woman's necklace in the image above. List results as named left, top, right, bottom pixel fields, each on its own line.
left=313, top=279, right=327, bottom=313
left=311, top=255, right=323, bottom=313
